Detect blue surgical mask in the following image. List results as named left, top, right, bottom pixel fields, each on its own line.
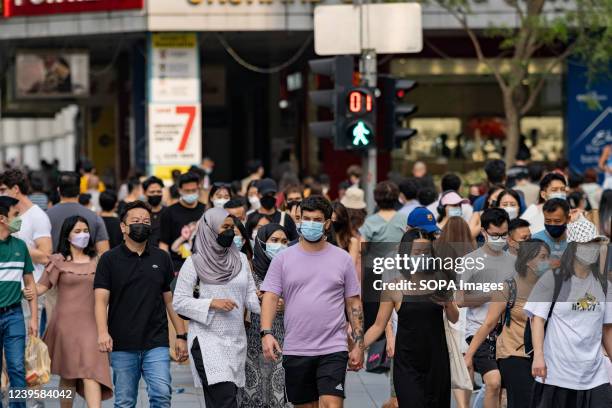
left=448, top=207, right=462, bottom=217
left=300, top=220, right=325, bottom=242
left=265, top=242, right=287, bottom=259
left=233, top=235, right=244, bottom=250
left=535, top=260, right=550, bottom=277
left=182, top=193, right=199, bottom=205
left=548, top=192, right=567, bottom=201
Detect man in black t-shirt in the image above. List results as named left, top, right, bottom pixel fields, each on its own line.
left=246, top=178, right=298, bottom=241
left=94, top=201, right=187, bottom=408
left=143, top=176, right=166, bottom=247
left=159, top=172, right=205, bottom=272
left=99, top=190, right=123, bottom=249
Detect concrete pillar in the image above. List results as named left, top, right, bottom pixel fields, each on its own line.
left=22, top=144, right=40, bottom=170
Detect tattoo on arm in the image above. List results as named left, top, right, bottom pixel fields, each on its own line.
left=349, top=305, right=365, bottom=348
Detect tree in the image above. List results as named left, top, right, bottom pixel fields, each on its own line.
left=431, top=0, right=612, bottom=165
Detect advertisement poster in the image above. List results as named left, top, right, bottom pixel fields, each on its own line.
left=148, top=103, right=201, bottom=165
left=566, top=62, right=612, bottom=175
left=150, top=33, right=200, bottom=104
left=15, top=51, right=89, bottom=99
left=147, top=33, right=201, bottom=167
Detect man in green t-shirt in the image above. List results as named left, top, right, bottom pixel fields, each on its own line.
left=0, top=195, right=38, bottom=407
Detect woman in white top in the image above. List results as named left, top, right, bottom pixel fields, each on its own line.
left=520, top=173, right=567, bottom=234
left=173, top=208, right=260, bottom=408
left=525, top=218, right=612, bottom=408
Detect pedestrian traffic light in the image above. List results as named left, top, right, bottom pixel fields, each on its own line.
left=343, top=87, right=376, bottom=150
left=381, top=77, right=418, bottom=149
left=308, top=56, right=354, bottom=143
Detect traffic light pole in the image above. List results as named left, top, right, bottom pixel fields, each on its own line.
left=360, top=49, right=377, bottom=212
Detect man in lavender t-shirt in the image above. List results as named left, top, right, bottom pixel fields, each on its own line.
left=261, top=196, right=364, bottom=408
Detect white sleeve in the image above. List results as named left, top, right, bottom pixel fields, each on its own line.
left=604, top=280, right=612, bottom=325
left=172, top=257, right=215, bottom=325
left=245, top=263, right=261, bottom=314
left=524, top=270, right=556, bottom=320
left=32, top=210, right=52, bottom=241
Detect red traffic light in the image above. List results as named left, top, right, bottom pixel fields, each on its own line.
left=396, top=90, right=406, bottom=99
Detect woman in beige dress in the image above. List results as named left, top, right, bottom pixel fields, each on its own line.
left=24, top=215, right=112, bottom=407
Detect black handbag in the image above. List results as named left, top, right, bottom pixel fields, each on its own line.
left=366, top=338, right=392, bottom=373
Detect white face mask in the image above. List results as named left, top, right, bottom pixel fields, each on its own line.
left=249, top=196, right=261, bottom=210
left=212, top=198, right=229, bottom=209
left=448, top=206, right=462, bottom=217
left=548, top=192, right=567, bottom=201
left=70, top=232, right=90, bottom=249
left=487, top=235, right=507, bottom=251
left=575, top=244, right=600, bottom=265
left=504, top=207, right=519, bottom=220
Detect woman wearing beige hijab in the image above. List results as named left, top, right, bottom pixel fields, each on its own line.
left=173, top=208, right=260, bottom=407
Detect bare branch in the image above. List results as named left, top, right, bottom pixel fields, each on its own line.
left=503, top=0, right=525, bottom=22
left=520, top=44, right=576, bottom=116
left=440, top=4, right=509, bottom=91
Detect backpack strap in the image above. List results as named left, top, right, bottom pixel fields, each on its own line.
left=502, top=278, right=517, bottom=328
left=546, top=268, right=564, bottom=324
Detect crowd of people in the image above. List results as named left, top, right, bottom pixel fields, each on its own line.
left=0, top=156, right=609, bottom=408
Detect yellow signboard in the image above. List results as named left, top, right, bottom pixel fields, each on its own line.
left=152, top=165, right=191, bottom=184
left=152, top=33, right=198, bottom=49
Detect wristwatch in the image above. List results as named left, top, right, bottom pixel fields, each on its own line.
left=176, top=334, right=187, bottom=341
left=260, top=329, right=273, bottom=338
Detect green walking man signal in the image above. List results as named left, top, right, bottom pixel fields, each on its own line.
left=351, top=121, right=372, bottom=146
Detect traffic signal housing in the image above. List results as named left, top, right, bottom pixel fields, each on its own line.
left=308, top=56, right=354, bottom=142
left=308, top=56, right=376, bottom=150
left=381, top=77, right=418, bottom=149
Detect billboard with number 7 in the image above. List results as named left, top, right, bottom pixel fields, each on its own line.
left=148, top=103, right=201, bottom=165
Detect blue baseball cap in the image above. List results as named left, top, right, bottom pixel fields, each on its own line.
left=407, top=207, right=440, bottom=233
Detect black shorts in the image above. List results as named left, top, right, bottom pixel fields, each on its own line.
left=282, top=351, right=348, bottom=404
left=466, top=336, right=498, bottom=376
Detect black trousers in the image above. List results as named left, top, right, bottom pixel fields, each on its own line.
left=191, top=337, right=238, bottom=408
left=498, top=356, right=534, bottom=408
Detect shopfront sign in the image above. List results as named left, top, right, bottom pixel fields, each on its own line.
left=147, top=33, right=202, bottom=169
left=147, top=0, right=345, bottom=31
left=567, top=62, right=612, bottom=175
left=3, top=0, right=143, bottom=18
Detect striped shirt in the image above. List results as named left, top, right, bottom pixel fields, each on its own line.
left=0, top=236, right=34, bottom=308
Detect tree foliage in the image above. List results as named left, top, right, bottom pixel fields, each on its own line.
left=421, top=0, right=612, bottom=163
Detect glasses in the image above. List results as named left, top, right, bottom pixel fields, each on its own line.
left=486, top=232, right=508, bottom=239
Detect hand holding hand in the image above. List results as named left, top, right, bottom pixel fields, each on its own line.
left=98, top=332, right=113, bottom=353
left=348, top=345, right=364, bottom=371
left=22, top=287, right=35, bottom=301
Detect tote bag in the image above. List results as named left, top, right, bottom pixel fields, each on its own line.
left=444, top=317, right=473, bottom=390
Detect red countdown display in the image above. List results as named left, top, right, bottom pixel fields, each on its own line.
left=347, top=89, right=374, bottom=116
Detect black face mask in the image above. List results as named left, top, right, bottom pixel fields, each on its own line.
left=217, top=229, right=235, bottom=248
left=545, top=223, right=567, bottom=239
left=147, top=195, right=162, bottom=207
left=128, top=223, right=151, bottom=243
left=260, top=195, right=276, bottom=210
left=332, top=221, right=344, bottom=231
